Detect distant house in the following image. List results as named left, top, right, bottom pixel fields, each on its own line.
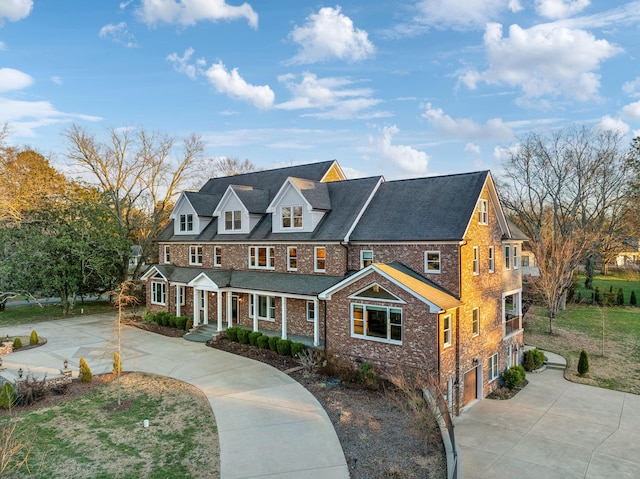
left=141, top=161, right=526, bottom=415
left=128, top=245, right=143, bottom=276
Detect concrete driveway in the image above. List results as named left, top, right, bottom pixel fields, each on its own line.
left=454, top=366, right=640, bottom=478
left=1, top=314, right=349, bottom=479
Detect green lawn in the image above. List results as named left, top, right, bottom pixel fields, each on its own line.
left=525, top=303, right=640, bottom=394
left=573, top=269, right=640, bottom=305
left=0, top=301, right=119, bottom=326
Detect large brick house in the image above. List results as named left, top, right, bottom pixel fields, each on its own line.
left=141, top=160, right=525, bottom=414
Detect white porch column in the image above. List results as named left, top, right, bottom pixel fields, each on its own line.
left=313, top=298, right=319, bottom=346
left=252, top=293, right=258, bottom=332
left=192, top=288, right=199, bottom=327
left=175, top=285, right=181, bottom=317
left=226, top=292, right=233, bottom=328
left=217, top=292, right=223, bottom=332
left=202, top=291, right=209, bottom=325
left=281, top=297, right=287, bottom=340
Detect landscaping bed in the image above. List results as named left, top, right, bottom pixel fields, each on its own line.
left=209, top=337, right=446, bottom=479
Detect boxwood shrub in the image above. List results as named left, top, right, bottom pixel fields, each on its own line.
left=503, top=365, right=526, bottom=389
left=268, top=335, right=279, bottom=352
left=276, top=338, right=293, bottom=356
left=237, top=328, right=250, bottom=344
left=226, top=327, right=239, bottom=342
left=257, top=335, right=270, bottom=349
left=523, top=348, right=546, bottom=371
left=291, top=342, right=307, bottom=359
left=249, top=331, right=262, bottom=346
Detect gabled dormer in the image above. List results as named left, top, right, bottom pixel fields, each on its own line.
left=212, top=185, right=269, bottom=235
left=170, top=191, right=217, bottom=236
left=267, top=177, right=331, bottom=234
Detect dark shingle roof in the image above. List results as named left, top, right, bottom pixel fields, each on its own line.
left=290, top=178, right=332, bottom=210
left=230, top=186, right=270, bottom=213
left=184, top=191, right=219, bottom=216
left=349, top=171, right=489, bottom=242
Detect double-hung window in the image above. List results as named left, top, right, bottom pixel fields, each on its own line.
left=478, top=199, right=488, bottom=224
left=489, top=353, right=499, bottom=381
left=177, top=285, right=185, bottom=306
left=360, top=250, right=374, bottom=269
left=179, top=214, right=193, bottom=232
left=189, top=246, right=203, bottom=265
left=151, top=282, right=166, bottom=305
left=314, top=246, right=326, bottom=272
left=163, top=245, right=171, bottom=264
left=250, top=295, right=276, bottom=321
left=214, top=246, right=222, bottom=267
left=504, top=245, right=511, bottom=270
left=351, top=304, right=402, bottom=343
left=282, top=206, right=303, bottom=228
left=249, top=246, right=275, bottom=269
left=488, top=246, right=495, bottom=273
left=287, top=246, right=297, bottom=271
left=472, top=246, right=479, bottom=275
left=306, top=301, right=315, bottom=322
left=443, top=314, right=452, bottom=347
left=513, top=246, right=519, bottom=270
left=472, top=307, right=480, bottom=336
left=225, top=210, right=242, bottom=231
left=425, top=251, right=441, bottom=273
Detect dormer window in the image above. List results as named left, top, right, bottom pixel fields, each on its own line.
left=282, top=206, right=303, bottom=229
left=225, top=211, right=242, bottom=231
left=179, top=214, right=193, bottom=232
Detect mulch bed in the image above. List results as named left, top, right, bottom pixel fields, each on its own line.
left=487, top=379, right=529, bottom=400
left=122, top=316, right=186, bottom=338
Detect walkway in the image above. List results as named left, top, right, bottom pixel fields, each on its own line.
left=1, top=314, right=349, bottom=479
left=454, top=359, right=640, bottom=478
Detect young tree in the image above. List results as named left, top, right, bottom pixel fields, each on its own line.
left=64, top=125, right=204, bottom=280
left=501, top=127, right=632, bottom=331
left=110, top=280, right=138, bottom=406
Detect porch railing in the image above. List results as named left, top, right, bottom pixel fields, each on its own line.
left=505, top=314, right=521, bottom=335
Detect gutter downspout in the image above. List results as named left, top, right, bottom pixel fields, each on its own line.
left=323, top=300, right=327, bottom=352
left=455, top=241, right=465, bottom=416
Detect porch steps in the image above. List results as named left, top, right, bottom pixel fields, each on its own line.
left=183, top=324, right=219, bottom=343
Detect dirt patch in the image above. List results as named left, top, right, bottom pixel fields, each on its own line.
left=209, top=338, right=447, bottom=479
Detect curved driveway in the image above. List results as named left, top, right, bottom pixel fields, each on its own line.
left=454, top=366, right=640, bottom=478
left=2, top=314, right=349, bottom=479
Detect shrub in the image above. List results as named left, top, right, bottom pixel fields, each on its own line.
left=291, top=342, right=307, bottom=359
left=617, top=288, right=624, bottom=306
left=578, top=349, right=589, bottom=376
left=249, top=331, right=262, bottom=346
left=113, top=352, right=122, bottom=375
left=276, top=338, right=292, bottom=356
left=268, top=335, right=279, bottom=352
left=226, top=327, right=239, bottom=342
left=29, top=330, right=38, bottom=346
left=142, top=310, right=153, bottom=322
left=13, top=337, right=22, bottom=349
left=185, top=318, right=194, bottom=331
left=358, top=362, right=380, bottom=390
left=237, top=328, right=250, bottom=344
left=0, top=382, right=15, bottom=409
left=175, top=316, right=188, bottom=331
left=594, top=287, right=601, bottom=305
left=321, top=353, right=359, bottom=382
left=168, top=315, right=177, bottom=328
left=631, top=291, right=637, bottom=306
left=257, top=335, right=270, bottom=349
left=523, top=348, right=545, bottom=371
left=503, top=365, right=526, bottom=389
left=78, top=357, right=93, bottom=383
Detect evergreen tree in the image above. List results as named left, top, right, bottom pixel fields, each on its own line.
left=578, top=350, right=589, bottom=377
left=631, top=291, right=637, bottom=306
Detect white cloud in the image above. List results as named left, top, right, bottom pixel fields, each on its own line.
left=410, top=0, right=519, bottom=31
left=51, top=76, right=63, bottom=86
left=368, top=125, right=429, bottom=175
left=0, top=68, right=33, bottom=92
left=465, top=142, right=481, bottom=154
left=289, top=6, right=374, bottom=64
left=597, top=115, right=629, bottom=135
left=99, top=22, right=138, bottom=48
left=493, top=144, right=518, bottom=162
left=203, top=61, right=274, bottom=110
left=535, top=0, right=590, bottom=19
left=276, top=72, right=388, bottom=120
left=167, top=47, right=199, bottom=79
left=0, top=0, right=32, bottom=25
left=623, top=77, right=640, bottom=97
left=620, top=101, right=640, bottom=121
left=136, top=0, right=258, bottom=28
left=422, top=103, right=513, bottom=140
left=460, top=22, right=621, bottom=102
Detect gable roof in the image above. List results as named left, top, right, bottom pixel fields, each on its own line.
left=229, top=185, right=270, bottom=214
left=183, top=191, right=219, bottom=216
left=289, top=178, right=331, bottom=210
left=349, top=171, right=489, bottom=242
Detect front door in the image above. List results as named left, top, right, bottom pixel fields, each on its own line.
left=463, top=367, right=478, bottom=406
left=232, top=295, right=239, bottom=323
left=199, top=290, right=207, bottom=324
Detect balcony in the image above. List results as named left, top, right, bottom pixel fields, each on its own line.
left=504, top=314, right=521, bottom=336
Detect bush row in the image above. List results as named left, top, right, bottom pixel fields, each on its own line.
left=143, top=311, right=193, bottom=331
left=225, top=326, right=308, bottom=359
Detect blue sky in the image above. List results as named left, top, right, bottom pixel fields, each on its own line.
left=1, top=1, right=639, bottom=180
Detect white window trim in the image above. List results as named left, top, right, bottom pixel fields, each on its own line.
left=179, top=213, right=193, bottom=232
left=178, top=285, right=185, bottom=306
left=489, top=353, right=499, bottom=382
left=350, top=303, right=402, bottom=345
left=189, top=245, right=203, bottom=266
left=504, top=245, right=511, bottom=270
left=472, top=307, right=480, bottom=337
left=488, top=246, right=495, bottom=273
left=250, top=294, right=276, bottom=321
left=513, top=245, right=519, bottom=270
left=472, top=246, right=479, bottom=275
left=443, top=313, right=452, bottom=348
left=360, top=250, right=374, bottom=269
left=151, top=282, right=166, bottom=305
left=163, top=245, right=171, bottom=264
left=306, top=301, right=315, bottom=322
left=478, top=199, right=488, bottom=225
left=248, top=246, right=275, bottom=270
left=314, top=246, right=326, bottom=273
left=214, top=246, right=222, bottom=267
left=424, top=250, right=441, bottom=274
left=287, top=246, right=298, bottom=271
left=224, top=210, right=242, bottom=231
left=281, top=205, right=303, bottom=229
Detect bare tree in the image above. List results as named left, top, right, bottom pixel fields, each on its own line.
left=64, top=125, right=204, bottom=279
left=192, top=157, right=260, bottom=188
left=501, top=127, right=631, bottom=331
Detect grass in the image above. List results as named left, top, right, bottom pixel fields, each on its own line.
left=0, top=373, right=220, bottom=479
left=572, top=269, right=640, bottom=305
left=0, top=301, right=120, bottom=326
left=524, top=303, right=640, bottom=394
